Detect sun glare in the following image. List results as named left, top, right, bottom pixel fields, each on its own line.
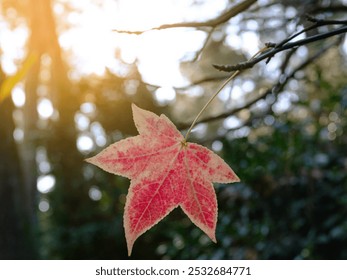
left=1, top=0, right=236, bottom=125
left=37, top=174, right=56, bottom=194
left=37, top=98, right=54, bottom=119
left=11, top=85, right=26, bottom=107
left=54, top=0, right=230, bottom=89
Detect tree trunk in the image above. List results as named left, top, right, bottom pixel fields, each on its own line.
left=25, top=0, right=85, bottom=258
left=0, top=71, right=37, bottom=259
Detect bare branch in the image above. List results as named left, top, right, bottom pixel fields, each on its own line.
left=113, top=0, right=257, bottom=34
left=190, top=27, right=215, bottom=62
left=174, top=76, right=229, bottom=90
left=309, top=5, right=347, bottom=14
left=178, top=37, right=342, bottom=132
left=213, top=24, right=347, bottom=72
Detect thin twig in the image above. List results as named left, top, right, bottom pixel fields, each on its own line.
left=175, top=76, right=230, bottom=90
left=179, top=38, right=341, bottom=132
left=183, top=46, right=270, bottom=141
left=183, top=73, right=238, bottom=141
left=190, top=27, right=215, bottom=62
left=275, top=15, right=347, bottom=50
left=113, top=0, right=256, bottom=34
left=213, top=25, right=347, bottom=72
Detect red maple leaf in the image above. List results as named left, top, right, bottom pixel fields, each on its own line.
left=86, top=104, right=239, bottom=255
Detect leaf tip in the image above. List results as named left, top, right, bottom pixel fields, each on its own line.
left=210, top=233, right=217, bottom=243
left=131, top=103, right=140, bottom=112
left=125, top=228, right=135, bottom=257
left=84, top=156, right=95, bottom=165
left=131, top=103, right=148, bottom=119
left=226, top=166, right=241, bottom=184
left=127, top=240, right=134, bottom=257
left=232, top=173, right=241, bottom=183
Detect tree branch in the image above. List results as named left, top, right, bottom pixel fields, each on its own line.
left=190, top=27, right=215, bottom=62
left=113, top=0, right=257, bottom=34
left=174, top=75, right=229, bottom=90
left=213, top=23, right=347, bottom=72
left=309, top=5, right=347, bottom=14
left=178, top=37, right=342, bottom=131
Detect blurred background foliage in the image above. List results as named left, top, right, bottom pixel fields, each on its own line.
left=0, top=0, right=346, bottom=259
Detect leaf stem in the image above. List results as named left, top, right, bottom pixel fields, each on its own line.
left=184, top=46, right=270, bottom=141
